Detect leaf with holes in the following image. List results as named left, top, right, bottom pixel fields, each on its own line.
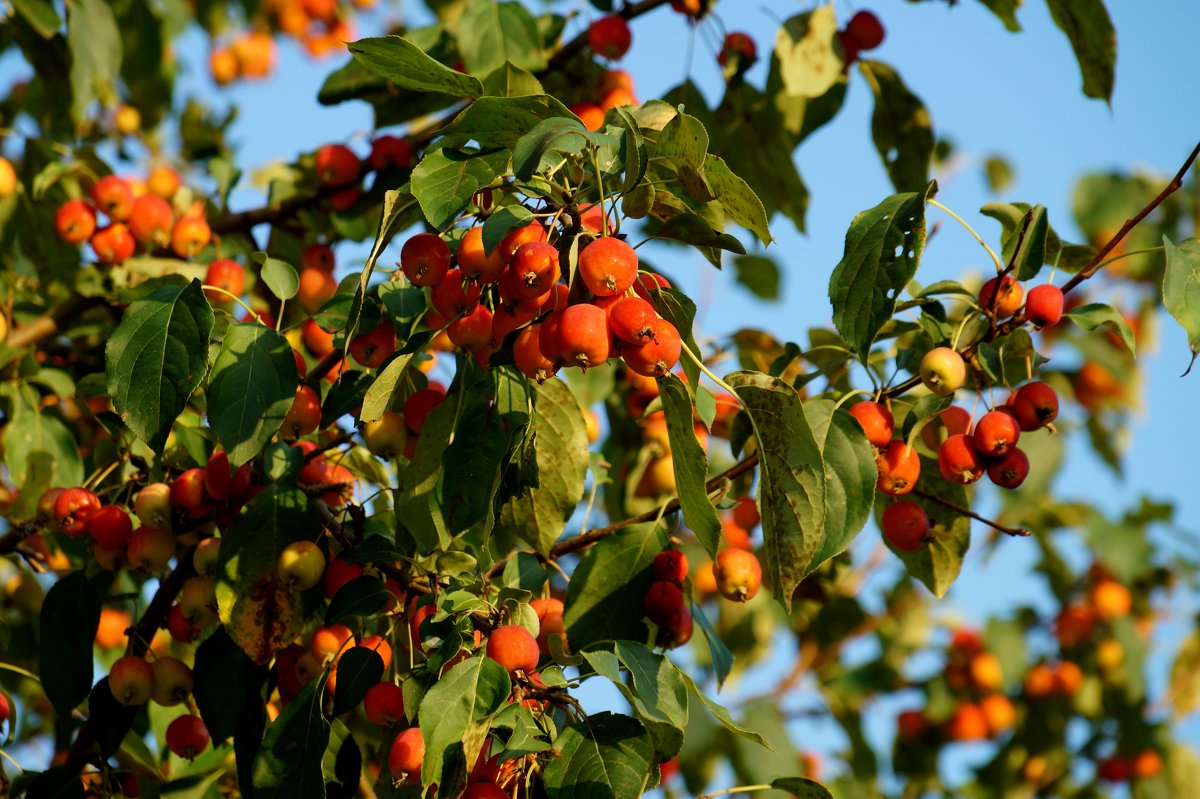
left=859, top=60, right=935, bottom=193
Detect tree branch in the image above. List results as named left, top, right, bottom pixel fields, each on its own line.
left=0, top=522, right=38, bottom=555
left=7, top=295, right=107, bottom=350
left=909, top=486, right=1031, bottom=537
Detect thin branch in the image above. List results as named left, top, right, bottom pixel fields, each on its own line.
left=6, top=295, right=107, bottom=350
left=545, top=0, right=672, bottom=72
left=910, top=486, right=1031, bottom=537
left=0, top=522, right=38, bottom=555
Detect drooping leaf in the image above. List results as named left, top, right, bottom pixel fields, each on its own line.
left=771, top=777, right=834, bottom=798
left=194, top=628, right=263, bottom=744
left=1045, top=0, right=1116, bottom=103
left=858, top=60, right=935, bottom=193
left=582, top=643, right=689, bottom=760
left=690, top=601, right=734, bottom=687
left=804, top=399, right=877, bottom=570
left=66, top=0, right=122, bottom=127
left=38, top=571, right=100, bottom=719
left=512, top=116, right=590, bottom=180
left=256, top=255, right=300, bottom=301
left=543, top=713, right=654, bottom=799
left=828, top=186, right=932, bottom=358
left=13, top=0, right=62, bottom=38
left=418, top=656, right=512, bottom=786
left=774, top=5, right=843, bottom=99
left=348, top=35, right=483, bottom=97
left=733, top=255, right=782, bottom=301
left=704, top=155, right=773, bottom=245
left=330, top=648, right=384, bottom=717
left=105, top=280, right=214, bottom=453
left=206, top=323, right=299, bottom=467
left=1163, top=237, right=1200, bottom=374
left=1064, top=302, right=1137, bottom=355
left=1006, top=204, right=1049, bottom=281
left=678, top=670, right=771, bottom=748
left=345, top=188, right=420, bottom=347
left=325, top=575, right=390, bottom=625
left=657, top=375, right=722, bottom=558
left=252, top=672, right=330, bottom=799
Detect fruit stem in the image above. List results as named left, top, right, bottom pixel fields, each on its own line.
left=680, top=340, right=743, bottom=405
left=591, top=148, right=611, bottom=237
left=928, top=199, right=1003, bottom=273
left=700, top=785, right=774, bottom=799
left=201, top=284, right=258, bottom=319
left=910, top=487, right=1032, bottom=537
left=832, top=388, right=874, bottom=412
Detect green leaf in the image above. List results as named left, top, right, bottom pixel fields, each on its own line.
left=1045, top=0, right=1116, bottom=103
left=772, top=777, right=834, bottom=798
left=900, top=393, right=955, bottom=447
left=330, top=648, right=384, bottom=717
left=345, top=189, right=420, bottom=347
left=677, top=670, right=771, bottom=749
left=215, top=486, right=320, bottom=663
left=651, top=213, right=746, bottom=256
left=978, top=0, right=1022, bottom=31
left=360, top=353, right=419, bottom=423
left=439, top=94, right=577, bottom=150
left=194, top=629, right=262, bottom=744
left=1163, top=237, right=1200, bottom=374
left=656, top=112, right=709, bottom=168
left=458, top=0, right=545, bottom=76
left=543, top=713, right=654, bottom=799
left=66, top=0, right=122, bottom=127
left=348, top=35, right=482, bottom=97
left=613, top=106, right=647, bottom=193
left=256, top=255, right=300, bottom=301
left=726, top=372, right=825, bottom=611
left=804, top=399, right=877, bottom=570
left=13, top=0, right=62, bottom=38
left=1007, top=204, right=1049, bottom=281
left=252, top=672, right=330, bottom=799
left=105, top=279, right=214, bottom=454
left=877, top=457, right=971, bottom=597
left=482, top=205, right=535, bottom=255
left=1064, top=302, right=1137, bottom=355
left=482, top=61, right=545, bottom=97
left=657, top=375, right=722, bottom=559
left=85, top=678, right=136, bottom=759
left=396, top=396, right=455, bottom=554
left=858, top=60, right=935, bottom=193
left=377, top=282, right=427, bottom=340
left=325, top=575, right=390, bottom=625
left=512, top=116, right=590, bottom=181
left=1170, top=629, right=1200, bottom=718
left=774, top=5, right=843, bottom=99
left=704, top=155, right=773, bottom=246
left=828, top=187, right=932, bottom=358
left=2, top=394, right=83, bottom=490
left=690, top=601, right=733, bottom=687
left=648, top=288, right=702, bottom=396
left=419, top=656, right=512, bottom=786
left=582, top=643, right=689, bottom=760
left=496, top=378, right=589, bottom=556
left=733, top=255, right=781, bottom=301
left=206, top=324, right=299, bottom=467
left=564, top=523, right=666, bottom=650
left=411, top=147, right=508, bottom=231
left=38, top=571, right=100, bottom=719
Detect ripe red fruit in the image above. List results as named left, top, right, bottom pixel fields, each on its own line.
left=622, top=318, right=681, bottom=378
left=432, top=269, right=482, bottom=319
left=979, top=275, right=1025, bottom=318
left=401, top=233, right=451, bottom=286
left=945, top=702, right=988, bottom=742
left=644, top=580, right=688, bottom=628
left=91, top=175, right=135, bottom=221
left=297, top=266, right=337, bottom=313
left=300, top=243, right=335, bottom=273
left=315, top=144, right=360, bottom=187
left=490, top=301, right=539, bottom=346
left=55, top=199, right=97, bottom=244
left=282, top=385, right=323, bottom=439
left=557, top=303, right=611, bottom=370
left=204, top=259, right=245, bottom=301
left=1025, top=283, right=1065, bottom=327
left=91, top=224, right=136, bottom=265
left=364, top=681, right=406, bottom=725
left=973, top=410, right=1020, bottom=457
left=732, top=496, right=760, bottom=530
left=607, top=296, right=658, bottom=345
left=514, top=324, right=558, bottom=383
left=718, top=32, right=758, bottom=69
left=588, top=15, right=633, bottom=60
left=1009, top=381, right=1058, bottom=431
left=486, top=625, right=540, bottom=674
left=632, top=272, right=671, bottom=302
left=510, top=242, right=561, bottom=300
left=403, top=387, right=446, bottom=434
left=938, top=434, right=985, bottom=485
left=920, top=405, right=972, bottom=450
left=388, top=727, right=425, bottom=777
left=171, top=216, right=211, bottom=258
left=987, top=447, right=1030, bottom=489
left=652, top=550, right=689, bottom=586
left=323, top=555, right=365, bottom=598
left=349, top=320, right=397, bottom=369
left=369, top=134, right=412, bottom=171
left=882, top=501, right=930, bottom=552
left=457, top=226, right=507, bottom=283
left=128, top=194, right=174, bottom=246
left=55, top=487, right=101, bottom=536
left=463, top=783, right=507, bottom=799
left=845, top=10, right=885, bottom=51
left=166, top=715, right=210, bottom=759
left=876, top=441, right=920, bottom=496
left=579, top=237, right=639, bottom=297
left=109, top=656, right=156, bottom=705
left=447, top=304, right=494, bottom=350
left=171, top=468, right=214, bottom=518
left=849, top=401, right=894, bottom=448
left=498, top=222, right=547, bottom=262
left=714, top=548, right=762, bottom=602
left=205, top=450, right=252, bottom=500
left=88, top=505, right=133, bottom=548
left=572, top=102, right=606, bottom=132
left=167, top=604, right=201, bottom=643
left=0, top=691, right=9, bottom=728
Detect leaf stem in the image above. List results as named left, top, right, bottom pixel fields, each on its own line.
left=700, top=785, right=774, bottom=799
left=201, top=284, right=257, bottom=318
left=680, top=340, right=743, bottom=405
left=928, top=199, right=1003, bottom=273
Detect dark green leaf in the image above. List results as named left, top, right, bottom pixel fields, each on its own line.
left=348, top=35, right=482, bottom=98
left=858, top=61, right=935, bottom=193
left=733, top=255, right=781, bottom=301
left=657, top=375, right=722, bottom=558
left=66, top=0, right=122, bottom=127
left=690, top=601, right=733, bottom=687
left=439, top=95, right=576, bottom=150
left=582, top=643, right=688, bottom=760
left=656, top=112, right=708, bottom=168
left=482, top=61, right=545, bottom=97
left=86, top=678, right=136, bottom=759
left=829, top=187, right=932, bottom=358
left=978, top=0, right=1022, bottom=31
left=418, top=656, right=511, bottom=785
left=482, top=205, right=535, bottom=255
left=458, top=0, right=546, bottom=76
left=1007, top=205, right=1049, bottom=281
left=206, top=323, right=299, bottom=467
left=564, top=523, right=666, bottom=650
left=1064, top=302, right=1136, bottom=354
left=648, top=287, right=702, bottom=390
left=651, top=213, right=746, bottom=255
left=326, top=575, right=390, bottom=625
left=543, top=713, right=654, bottom=799
left=346, top=189, right=420, bottom=347
left=330, top=648, right=384, bottom=716
left=704, top=155, right=773, bottom=246
left=39, top=572, right=100, bottom=719
left=105, top=280, right=214, bottom=453
left=256, top=255, right=300, bottom=301
left=805, top=399, right=877, bottom=570
left=252, top=672, right=330, bottom=799
left=772, top=777, right=834, bottom=798
left=1045, top=0, right=1116, bottom=102
left=512, top=116, right=590, bottom=181
left=411, top=147, right=508, bottom=230
left=194, top=628, right=262, bottom=744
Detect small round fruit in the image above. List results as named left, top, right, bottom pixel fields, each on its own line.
left=91, top=175, right=135, bottom=221
left=1009, top=381, right=1058, bottom=431
left=845, top=10, right=885, bottom=50
left=91, top=224, right=136, bottom=265
left=388, top=727, right=425, bottom=777
left=919, top=347, right=967, bottom=396
left=109, top=656, right=156, bottom=706
left=55, top=199, right=97, bottom=244
left=128, top=194, right=174, bottom=247
left=301, top=243, right=335, bottom=273
left=588, top=15, right=633, bottom=60
left=718, top=32, right=758, bottom=69
left=193, top=537, right=221, bottom=575
left=945, top=702, right=988, bottom=742
left=362, top=411, right=409, bottom=459
left=652, top=550, right=689, bottom=586
left=1132, top=749, right=1163, bottom=779
left=973, top=410, right=1020, bottom=457
left=938, top=434, right=985, bottom=485
left=369, top=134, right=412, bottom=171
left=557, top=303, right=611, bottom=370
left=401, top=233, right=451, bottom=287
left=875, top=441, right=920, bottom=496
left=88, top=505, right=133, bottom=549
left=1090, top=579, right=1132, bottom=621
left=531, top=597, right=566, bottom=655
left=166, top=715, right=210, bottom=759
left=277, top=541, right=327, bottom=591
left=297, top=267, right=337, bottom=313
left=403, top=387, right=446, bottom=435
left=359, top=635, right=393, bottom=669
left=311, top=623, right=356, bottom=664
left=171, top=216, right=211, bottom=258
left=713, top=548, right=762, bottom=602
left=572, top=102, right=606, bottom=132
left=204, top=259, right=245, bottom=301
left=621, top=318, right=681, bottom=378
left=970, top=652, right=1003, bottom=692
left=607, top=296, right=658, bottom=345
left=0, top=157, right=16, bottom=198
left=881, top=501, right=929, bottom=552
left=315, top=144, right=360, bottom=187
left=510, top=242, right=561, bottom=300
left=732, top=496, right=760, bottom=530
left=457, top=226, right=507, bottom=283
left=643, top=580, right=688, bottom=628
left=463, top=784, right=507, bottom=799
left=349, top=320, right=397, bottom=369
left=1025, top=284, right=1064, bottom=327
left=849, top=401, right=894, bottom=448
left=364, top=681, right=405, bottom=725
left=324, top=556, right=365, bottom=598
left=486, top=625, right=540, bottom=674
left=987, top=447, right=1029, bottom=489
left=170, top=468, right=213, bottom=518
left=979, top=275, right=1024, bottom=318
left=579, top=237, right=638, bottom=297
left=514, top=324, right=558, bottom=383
left=134, top=482, right=172, bottom=530
left=447, top=304, right=494, bottom=350
left=151, top=657, right=194, bottom=707
left=147, top=166, right=181, bottom=199
left=498, top=222, right=547, bottom=262
left=282, top=385, right=322, bottom=439
left=128, top=525, right=176, bottom=572
left=55, top=487, right=101, bottom=537
left=920, top=405, right=972, bottom=450
left=980, top=693, right=1015, bottom=736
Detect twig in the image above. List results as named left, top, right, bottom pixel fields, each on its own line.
left=0, top=522, right=38, bottom=555
left=6, top=295, right=107, bottom=350
left=910, top=486, right=1031, bottom=537
left=544, top=0, right=672, bottom=72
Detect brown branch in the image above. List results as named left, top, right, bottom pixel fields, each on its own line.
left=0, top=522, right=38, bottom=555
left=7, top=295, right=106, bottom=350
left=1060, top=139, right=1200, bottom=295
left=910, top=486, right=1031, bottom=537
left=549, top=453, right=760, bottom=558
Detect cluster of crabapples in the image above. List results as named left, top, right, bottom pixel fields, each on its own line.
left=396, top=222, right=685, bottom=382
left=837, top=10, right=887, bottom=66
left=860, top=274, right=1067, bottom=553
